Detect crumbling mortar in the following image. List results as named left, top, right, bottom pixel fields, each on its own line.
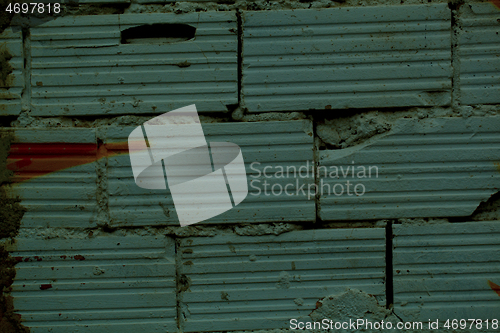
left=174, top=238, right=184, bottom=332
left=14, top=220, right=392, bottom=241
left=20, top=27, right=30, bottom=116
left=311, top=115, right=321, bottom=223
left=315, top=106, right=500, bottom=149
left=236, top=8, right=243, bottom=110
left=449, top=0, right=464, bottom=113
left=124, top=0, right=454, bottom=15
left=0, top=131, right=30, bottom=333
left=385, top=220, right=394, bottom=309
left=95, top=128, right=111, bottom=228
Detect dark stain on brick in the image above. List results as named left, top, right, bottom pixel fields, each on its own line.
left=178, top=274, right=191, bottom=293
left=1, top=132, right=26, bottom=240
left=0, top=245, right=30, bottom=332
left=0, top=45, right=13, bottom=89
left=39, top=284, right=52, bottom=291
left=0, top=131, right=29, bottom=331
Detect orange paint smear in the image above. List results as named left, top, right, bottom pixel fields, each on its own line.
left=488, top=280, right=500, bottom=297
left=7, top=142, right=132, bottom=183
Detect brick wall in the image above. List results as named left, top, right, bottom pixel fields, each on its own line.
left=1, top=0, right=500, bottom=332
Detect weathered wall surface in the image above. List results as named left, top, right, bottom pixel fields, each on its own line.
left=1, top=0, right=500, bottom=332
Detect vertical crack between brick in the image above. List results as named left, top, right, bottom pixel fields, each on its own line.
left=449, top=2, right=462, bottom=111
left=95, top=128, right=110, bottom=228
left=385, top=220, right=394, bottom=309
left=21, top=26, right=31, bottom=114
left=312, top=118, right=320, bottom=223
left=236, top=9, right=243, bottom=109
left=175, top=238, right=184, bottom=333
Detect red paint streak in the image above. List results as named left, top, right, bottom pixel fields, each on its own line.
left=40, top=284, right=52, bottom=290
left=60, top=255, right=67, bottom=259
left=74, top=255, right=85, bottom=261
left=491, top=0, right=500, bottom=9
left=14, top=257, right=23, bottom=262
left=34, top=256, right=42, bottom=262
left=7, top=142, right=132, bottom=183
left=488, top=280, right=500, bottom=297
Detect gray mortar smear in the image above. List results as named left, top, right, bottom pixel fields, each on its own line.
left=125, top=0, right=454, bottom=14
left=15, top=222, right=305, bottom=239
left=219, top=288, right=491, bottom=333
left=316, top=105, right=500, bottom=149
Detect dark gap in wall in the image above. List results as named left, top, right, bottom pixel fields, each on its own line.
left=311, top=112, right=321, bottom=223
left=100, top=223, right=118, bottom=233
left=0, top=116, right=17, bottom=127
left=385, top=220, right=394, bottom=309
left=236, top=9, right=243, bottom=110
left=121, top=24, right=196, bottom=44
left=448, top=0, right=464, bottom=109
left=174, top=238, right=184, bottom=332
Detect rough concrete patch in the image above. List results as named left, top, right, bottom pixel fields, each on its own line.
left=0, top=131, right=26, bottom=239
left=0, top=244, right=30, bottom=333
left=234, top=223, right=302, bottom=236
left=470, top=191, right=500, bottom=221
left=322, top=220, right=388, bottom=228
left=231, top=107, right=306, bottom=122
left=309, top=289, right=399, bottom=333
left=276, top=271, right=291, bottom=289
left=10, top=112, right=232, bottom=128
left=0, top=45, right=13, bottom=88
left=238, top=111, right=307, bottom=122
left=316, top=108, right=441, bottom=149
left=397, top=218, right=450, bottom=225
left=316, top=106, right=500, bottom=149
left=65, top=3, right=130, bottom=16
left=124, top=0, right=451, bottom=14
left=16, top=228, right=99, bottom=239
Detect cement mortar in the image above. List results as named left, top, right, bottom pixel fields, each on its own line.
left=316, top=106, right=500, bottom=149
left=397, top=218, right=450, bottom=225
left=125, top=0, right=454, bottom=14
left=10, top=112, right=234, bottom=128
left=0, top=131, right=25, bottom=239
left=0, top=132, right=29, bottom=332
left=470, top=192, right=500, bottom=221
